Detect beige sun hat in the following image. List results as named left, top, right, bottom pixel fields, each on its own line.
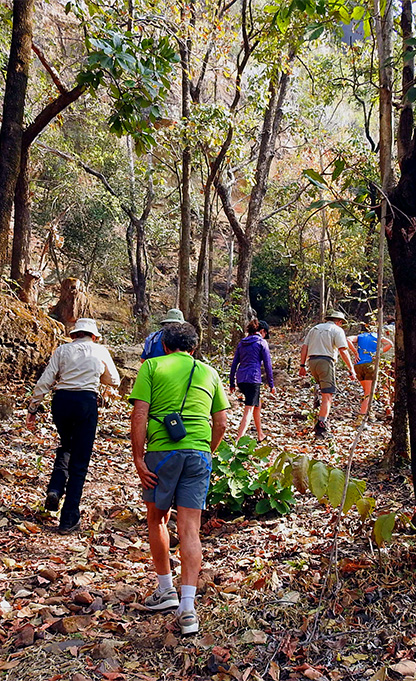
left=324, top=309, right=346, bottom=321
left=161, top=308, right=185, bottom=324
left=69, top=318, right=101, bottom=337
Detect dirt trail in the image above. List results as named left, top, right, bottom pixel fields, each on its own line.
left=0, top=339, right=414, bottom=681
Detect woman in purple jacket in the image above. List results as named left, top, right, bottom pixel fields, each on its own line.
left=230, top=319, right=276, bottom=442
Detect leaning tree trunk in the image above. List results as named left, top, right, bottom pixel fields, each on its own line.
left=189, top=128, right=234, bottom=337
left=0, top=0, right=34, bottom=269
left=232, top=60, right=294, bottom=341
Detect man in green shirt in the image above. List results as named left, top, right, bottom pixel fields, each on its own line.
left=130, top=322, right=229, bottom=635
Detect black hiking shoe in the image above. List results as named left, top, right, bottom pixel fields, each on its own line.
left=45, top=492, right=60, bottom=512
left=314, top=421, right=333, bottom=440
left=58, top=521, right=81, bottom=535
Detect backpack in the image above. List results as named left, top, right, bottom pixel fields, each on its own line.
left=142, top=330, right=164, bottom=359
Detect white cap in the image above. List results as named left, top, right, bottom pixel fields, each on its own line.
left=69, top=318, right=101, bottom=338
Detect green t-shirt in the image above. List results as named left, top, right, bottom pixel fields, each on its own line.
left=129, top=352, right=229, bottom=452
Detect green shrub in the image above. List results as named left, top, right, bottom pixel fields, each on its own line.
left=207, top=437, right=296, bottom=515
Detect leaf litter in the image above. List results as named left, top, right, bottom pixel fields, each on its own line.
left=0, top=335, right=416, bottom=680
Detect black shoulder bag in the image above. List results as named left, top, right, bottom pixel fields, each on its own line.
left=150, top=359, right=197, bottom=442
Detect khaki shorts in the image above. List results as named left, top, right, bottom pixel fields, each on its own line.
left=309, top=358, right=336, bottom=394
left=355, top=363, right=375, bottom=381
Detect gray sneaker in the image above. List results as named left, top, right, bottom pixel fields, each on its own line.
left=176, top=610, right=199, bottom=635
left=144, top=587, right=179, bottom=611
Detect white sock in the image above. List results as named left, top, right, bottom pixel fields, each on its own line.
left=157, top=573, right=173, bottom=591
left=178, top=584, right=196, bottom=614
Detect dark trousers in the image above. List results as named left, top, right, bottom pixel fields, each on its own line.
left=48, top=390, right=98, bottom=528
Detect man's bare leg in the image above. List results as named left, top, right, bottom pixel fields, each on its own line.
left=318, top=393, right=333, bottom=420
left=359, top=379, right=372, bottom=414
left=146, top=502, right=171, bottom=575
left=175, top=505, right=202, bottom=630
left=176, top=506, right=202, bottom=586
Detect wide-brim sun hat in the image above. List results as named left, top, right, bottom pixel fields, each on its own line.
left=161, top=308, right=185, bottom=324
left=69, top=318, right=101, bottom=337
left=259, top=320, right=270, bottom=339
left=324, top=309, right=346, bottom=321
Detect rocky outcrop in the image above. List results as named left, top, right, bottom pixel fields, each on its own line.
left=0, top=293, right=65, bottom=383
left=111, top=345, right=143, bottom=396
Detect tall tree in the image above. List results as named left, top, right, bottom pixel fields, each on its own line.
left=0, top=0, right=34, bottom=270
left=377, top=0, right=416, bottom=500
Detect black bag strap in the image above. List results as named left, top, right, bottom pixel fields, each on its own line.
left=149, top=358, right=197, bottom=423
left=179, top=359, right=197, bottom=415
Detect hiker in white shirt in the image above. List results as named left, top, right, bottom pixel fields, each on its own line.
left=26, top=318, right=120, bottom=534
left=299, top=310, right=356, bottom=438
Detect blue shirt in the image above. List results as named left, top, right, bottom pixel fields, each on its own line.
left=356, top=332, right=377, bottom=365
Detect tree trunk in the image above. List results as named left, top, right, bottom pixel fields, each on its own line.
left=125, top=178, right=153, bottom=328
left=189, top=190, right=211, bottom=340
left=0, top=0, right=34, bottom=269
left=178, top=35, right=192, bottom=320
left=216, top=58, right=294, bottom=340
left=11, top=145, right=31, bottom=285
left=207, top=227, right=214, bottom=354
left=381, top=0, right=416, bottom=498
left=385, top=297, right=409, bottom=464
left=10, top=83, right=86, bottom=281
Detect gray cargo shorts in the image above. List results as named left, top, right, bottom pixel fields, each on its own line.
left=143, top=449, right=212, bottom=511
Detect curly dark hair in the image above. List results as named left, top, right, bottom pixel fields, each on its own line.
left=162, top=322, right=198, bottom=352
left=246, top=318, right=260, bottom=335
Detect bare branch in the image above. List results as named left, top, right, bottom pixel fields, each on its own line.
left=32, top=42, right=68, bottom=94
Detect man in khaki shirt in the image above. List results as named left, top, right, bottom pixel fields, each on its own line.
left=299, top=310, right=356, bottom=438
left=26, top=318, right=120, bottom=533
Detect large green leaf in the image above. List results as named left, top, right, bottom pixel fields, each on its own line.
left=373, top=512, right=396, bottom=547
left=269, top=451, right=289, bottom=479
left=356, top=497, right=375, bottom=521
left=292, top=456, right=310, bottom=493
left=255, top=498, right=272, bottom=515
left=303, top=168, right=327, bottom=188
left=254, top=445, right=273, bottom=459
left=342, top=479, right=366, bottom=514
left=406, top=86, right=416, bottom=103
left=309, top=461, right=329, bottom=501
left=351, top=6, right=365, bottom=20
left=327, top=468, right=345, bottom=508
left=332, top=159, right=345, bottom=181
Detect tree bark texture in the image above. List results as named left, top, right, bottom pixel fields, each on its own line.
left=233, top=61, right=293, bottom=335
left=125, top=177, right=153, bottom=328
left=0, top=0, right=34, bottom=269
left=10, top=83, right=86, bottom=281
left=11, top=146, right=31, bottom=285
left=387, top=219, right=416, bottom=495
left=385, top=297, right=409, bottom=463
left=178, top=35, right=192, bottom=319
left=374, top=0, right=394, bottom=192
left=398, top=0, right=414, bottom=163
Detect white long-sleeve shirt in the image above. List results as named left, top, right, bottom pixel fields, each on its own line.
left=29, top=337, right=120, bottom=410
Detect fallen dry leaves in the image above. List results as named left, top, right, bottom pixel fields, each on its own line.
left=1, top=335, right=416, bottom=680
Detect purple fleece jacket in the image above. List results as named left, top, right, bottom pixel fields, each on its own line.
left=229, top=333, right=274, bottom=388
